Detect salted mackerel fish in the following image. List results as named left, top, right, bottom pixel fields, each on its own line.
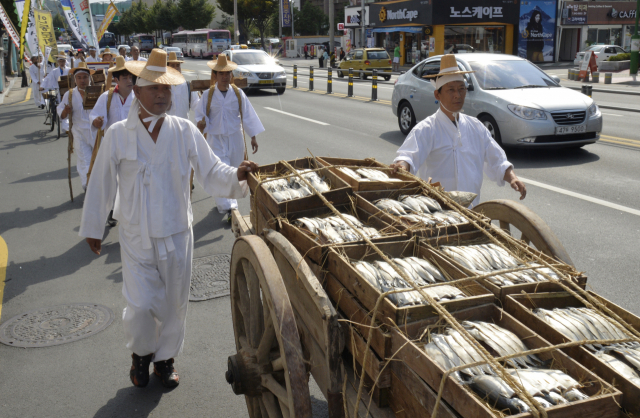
left=263, top=169, right=330, bottom=202
left=374, top=195, right=470, bottom=227
left=424, top=321, right=589, bottom=414
left=350, top=256, right=467, bottom=307
left=536, top=306, right=640, bottom=386
left=295, top=213, right=381, bottom=245
left=440, top=243, right=560, bottom=286
left=337, top=166, right=402, bottom=182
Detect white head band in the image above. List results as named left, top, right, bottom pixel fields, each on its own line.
left=430, top=73, right=465, bottom=90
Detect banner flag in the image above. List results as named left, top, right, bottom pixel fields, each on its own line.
left=96, top=1, right=118, bottom=41
left=282, top=0, right=292, bottom=27
left=34, top=9, right=58, bottom=62
left=0, top=2, right=21, bottom=48
left=18, top=0, right=32, bottom=67
left=60, top=0, right=86, bottom=49
left=69, top=0, right=96, bottom=47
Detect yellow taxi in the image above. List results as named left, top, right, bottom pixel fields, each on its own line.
left=337, top=48, right=392, bottom=80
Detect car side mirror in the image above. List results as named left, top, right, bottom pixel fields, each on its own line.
left=551, top=76, right=561, bottom=84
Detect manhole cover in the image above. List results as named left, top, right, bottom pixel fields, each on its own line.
left=0, top=303, right=114, bottom=348
left=190, top=254, right=232, bottom=301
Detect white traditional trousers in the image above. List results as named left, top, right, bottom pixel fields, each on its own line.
left=73, top=134, right=93, bottom=190
left=207, top=132, right=243, bottom=213
left=120, top=226, right=193, bottom=362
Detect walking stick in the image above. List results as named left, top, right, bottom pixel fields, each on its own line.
left=68, top=88, right=75, bottom=202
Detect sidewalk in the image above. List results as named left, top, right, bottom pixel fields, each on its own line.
left=0, top=76, right=21, bottom=105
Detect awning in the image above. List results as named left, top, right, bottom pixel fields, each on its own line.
left=371, top=26, right=424, bottom=34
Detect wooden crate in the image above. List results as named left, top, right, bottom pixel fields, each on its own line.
left=190, top=79, right=210, bottom=92
left=83, top=85, right=104, bottom=109
left=278, top=198, right=406, bottom=264
left=505, top=291, right=640, bottom=417
left=91, top=72, right=105, bottom=85
left=390, top=303, right=622, bottom=418
left=58, top=75, right=73, bottom=98
left=421, top=230, right=587, bottom=303
left=324, top=239, right=494, bottom=326
left=316, top=156, right=419, bottom=192
left=233, top=77, right=248, bottom=88
left=247, top=157, right=352, bottom=222
left=356, top=187, right=480, bottom=239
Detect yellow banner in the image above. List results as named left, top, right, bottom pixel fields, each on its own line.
left=19, top=0, right=31, bottom=68
left=96, top=2, right=119, bottom=42
left=34, top=9, right=58, bottom=63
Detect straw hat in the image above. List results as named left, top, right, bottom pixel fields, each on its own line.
left=55, top=54, right=67, bottom=61
left=100, top=47, right=114, bottom=58
left=207, top=54, right=237, bottom=72
left=69, top=61, right=95, bottom=76
left=125, top=49, right=184, bottom=85
left=167, top=52, right=184, bottom=64
left=109, top=56, right=127, bottom=73
left=422, top=54, right=474, bottom=79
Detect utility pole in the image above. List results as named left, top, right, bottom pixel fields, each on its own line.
left=360, top=0, right=365, bottom=47
left=279, top=0, right=282, bottom=40
left=630, top=0, right=639, bottom=76
left=292, top=0, right=295, bottom=46
left=233, top=0, right=239, bottom=44
left=329, top=0, right=334, bottom=54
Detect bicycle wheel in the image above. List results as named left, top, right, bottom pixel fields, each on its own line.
left=50, top=106, right=55, bottom=132
left=57, top=112, right=61, bottom=138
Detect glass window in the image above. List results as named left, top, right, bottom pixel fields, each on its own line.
left=469, top=60, right=559, bottom=90
left=597, top=29, right=609, bottom=44
left=355, top=50, right=364, bottom=59
left=604, top=47, right=616, bottom=53
left=586, top=29, right=598, bottom=46
left=210, top=31, right=230, bottom=40
left=347, top=51, right=355, bottom=59
left=420, top=60, right=441, bottom=78
left=366, top=50, right=389, bottom=59
left=444, top=26, right=505, bottom=54
left=230, top=51, right=272, bottom=65
left=616, top=46, right=626, bottom=54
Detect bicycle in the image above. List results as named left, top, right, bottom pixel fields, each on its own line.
left=43, top=89, right=61, bottom=139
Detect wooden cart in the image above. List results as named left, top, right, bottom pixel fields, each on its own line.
left=224, top=193, right=617, bottom=418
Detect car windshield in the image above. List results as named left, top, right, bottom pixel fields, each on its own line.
left=367, top=50, right=389, bottom=59
left=585, top=45, right=604, bottom=52
left=166, top=47, right=181, bottom=52
left=232, top=52, right=272, bottom=65
left=468, top=60, right=559, bottom=90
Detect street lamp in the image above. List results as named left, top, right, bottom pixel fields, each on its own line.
left=630, top=0, right=639, bottom=75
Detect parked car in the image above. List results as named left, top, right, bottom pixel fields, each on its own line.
left=70, top=39, right=83, bottom=51
left=337, top=48, right=392, bottom=81
left=163, top=46, right=184, bottom=60
left=392, top=54, right=602, bottom=148
left=56, top=43, right=72, bottom=53
left=117, top=44, right=131, bottom=55
left=574, top=44, right=627, bottom=66
left=221, top=50, right=287, bottom=95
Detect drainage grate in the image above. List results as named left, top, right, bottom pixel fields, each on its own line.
left=189, top=254, right=232, bottom=301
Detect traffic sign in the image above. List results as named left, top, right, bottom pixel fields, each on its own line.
left=337, top=23, right=345, bottom=31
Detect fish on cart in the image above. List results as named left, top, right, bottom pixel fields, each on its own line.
left=295, top=214, right=381, bottom=244
left=373, top=195, right=469, bottom=227
left=337, top=166, right=402, bottom=182
left=440, top=243, right=560, bottom=286
left=264, top=169, right=331, bottom=202
left=424, top=321, right=590, bottom=413
left=350, top=257, right=465, bottom=307
left=536, top=307, right=640, bottom=386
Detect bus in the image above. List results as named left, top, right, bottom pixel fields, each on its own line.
left=98, top=31, right=117, bottom=48
left=130, top=34, right=155, bottom=52
left=172, top=29, right=231, bottom=58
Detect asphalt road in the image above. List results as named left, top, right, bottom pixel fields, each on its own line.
left=0, top=58, right=639, bottom=417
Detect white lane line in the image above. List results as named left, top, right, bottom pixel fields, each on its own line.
left=264, top=107, right=330, bottom=125
left=601, top=113, right=623, bottom=117
left=519, top=177, right=640, bottom=217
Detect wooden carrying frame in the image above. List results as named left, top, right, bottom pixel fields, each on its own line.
left=91, top=72, right=106, bottom=86
left=83, top=85, right=104, bottom=110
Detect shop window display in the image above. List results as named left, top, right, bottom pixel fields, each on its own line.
left=444, top=26, right=505, bottom=54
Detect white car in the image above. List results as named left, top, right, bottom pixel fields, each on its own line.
left=164, top=46, right=184, bottom=60
left=392, top=54, right=602, bottom=148
left=222, top=50, right=286, bottom=95
left=117, top=44, right=131, bottom=55
left=56, top=43, right=72, bottom=53
left=574, top=45, right=627, bottom=66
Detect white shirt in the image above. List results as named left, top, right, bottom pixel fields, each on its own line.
left=90, top=88, right=134, bottom=132
left=41, top=66, right=70, bottom=90
left=29, top=64, right=46, bottom=84
left=127, top=56, right=147, bottom=62
left=393, top=109, right=512, bottom=206
left=168, top=81, right=200, bottom=119
left=86, top=54, right=101, bottom=63
left=79, top=112, right=248, bottom=248
left=56, top=88, right=93, bottom=146
left=194, top=84, right=264, bottom=138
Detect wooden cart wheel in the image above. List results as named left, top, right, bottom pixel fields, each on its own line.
left=473, top=199, right=574, bottom=266
left=227, top=235, right=313, bottom=418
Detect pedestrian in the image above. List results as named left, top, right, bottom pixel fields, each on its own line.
left=29, top=54, right=46, bottom=109
left=195, top=55, right=264, bottom=222
left=304, top=44, right=308, bottom=59
left=166, top=52, right=200, bottom=119
left=79, top=48, right=258, bottom=389
left=323, top=49, right=330, bottom=68
left=57, top=62, right=95, bottom=191
left=129, top=46, right=147, bottom=62
left=330, top=50, right=336, bottom=68
left=392, top=42, right=401, bottom=72
left=340, top=48, right=345, bottom=61
left=118, top=46, right=128, bottom=60
left=100, top=47, right=115, bottom=64
left=86, top=46, right=100, bottom=63
left=390, top=55, right=526, bottom=207
left=77, top=50, right=86, bottom=62
left=41, top=55, right=71, bottom=132
left=318, top=47, right=324, bottom=68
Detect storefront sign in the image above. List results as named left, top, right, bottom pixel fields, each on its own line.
left=561, top=2, right=587, bottom=25
left=369, top=0, right=431, bottom=27
left=344, top=6, right=369, bottom=27
left=432, top=0, right=520, bottom=24
left=561, top=1, right=638, bottom=25
left=337, top=23, right=345, bottom=30
left=517, top=0, right=557, bottom=62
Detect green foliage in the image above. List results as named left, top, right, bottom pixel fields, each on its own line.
left=175, top=0, right=216, bottom=31
left=218, top=0, right=277, bottom=48
left=0, top=0, right=19, bottom=30
left=155, top=0, right=179, bottom=33
left=280, top=2, right=327, bottom=36
left=114, top=1, right=151, bottom=36
left=218, top=14, right=233, bottom=31
left=608, top=53, right=631, bottom=62
left=53, top=13, right=66, bottom=39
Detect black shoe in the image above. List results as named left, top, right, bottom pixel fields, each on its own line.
left=130, top=353, right=153, bottom=387
left=107, top=210, right=118, bottom=227
left=154, top=358, right=179, bottom=388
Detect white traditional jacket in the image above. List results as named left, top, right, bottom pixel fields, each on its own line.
left=168, top=81, right=200, bottom=119
left=90, top=88, right=133, bottom=132
left=126, top=56, right=147, bottom=62
left=79, top=112, right=248, bottom=249
left=393, top=109, right=513, bottom=206
left=41, top=66, right=70, bottom=93
left=29, top=64, right=46, bottom=85
left=57, top=88, right=93, bottom=146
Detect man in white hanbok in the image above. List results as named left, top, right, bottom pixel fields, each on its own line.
left=79, top=49, right=258, bottom=389
left=29, top=55, right=46, bottom=108
left=195, top=55, right=264, bottom=220
left=41, top=55, right=71, bottom=132
left=390, top=55, right=526, bottom=207
left=57, top=62, right=96, bottom=190
left=166, top=52, right=200, bottom=119
left=86, top=46, right=100, bottom=63
left=129, top=46, right=147, bottom=62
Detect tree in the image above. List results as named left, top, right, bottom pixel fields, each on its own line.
left=218, top=0, right=277, bottom=49
left=53, top=13, right=66, bottom=40
left=176, top=0, right=216, bottom=31
left=218, top=14, right=233, bottom=31
left=0, top=0, right=19, bottom=30
left=155, top=0, right=179, bottom=33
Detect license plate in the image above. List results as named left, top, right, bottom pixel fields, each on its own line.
left=555, top=125, right=586, bottom=135
left=259, top=80, right=273, bottom=85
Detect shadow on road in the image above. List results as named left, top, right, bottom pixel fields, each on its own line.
left=504, top=146, right=600, bottom=169
left=93, top=381, right=175, bottom=418
left=0, top=200, right=75, bottom=235
left=378, top=130, right=406, bottom=148
left=11, top=166, right=77, bottom=184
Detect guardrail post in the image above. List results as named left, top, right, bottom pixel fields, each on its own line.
left=581, top=84, right=593, bottom=97
left=586, top=85, right=592, bottom=97
left=309, top=66, right=314, bottom=91
left=371, top=69, right=378, bottom=101
left=604, top=72, right=612, bottom=84
left=348, top=68, right=353, bottom=97
left=592, top=71, right=599, bottom=83
left=327, top=67, right=332, bottom=94
left=293, top=64, right=297, bottom=88
left=567, top=68, right=572, bottom=80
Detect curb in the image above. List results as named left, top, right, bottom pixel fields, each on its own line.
left=0, top=77, right=18, bottom=105
left=564, top=85, right=640, bottom=96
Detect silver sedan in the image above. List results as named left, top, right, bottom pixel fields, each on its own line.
left=392, top=54, right=602, bottom=148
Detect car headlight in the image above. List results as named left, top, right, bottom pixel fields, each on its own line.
left=508, top=104, right=547, bottom=120
left=588, top=102, right=601, bottom=118
left=234, top=70, right=253, bottom=78
left=275, top=71, right=286, bottom=77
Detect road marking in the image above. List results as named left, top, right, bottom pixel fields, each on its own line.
left=519, top=177, right=640, bottom=217
left=11, top=87, right=32, bottom=105
left=601, top=113, right=622, bottom=117
left=264, top=107, right=329, bottom=125
left=0, top=236, right=7, bottom=322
